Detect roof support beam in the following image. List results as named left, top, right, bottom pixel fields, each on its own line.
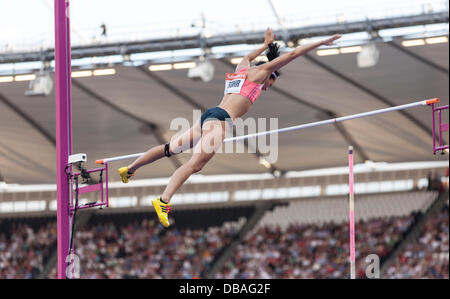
left=0, top=140, right=55, bottom=176
left=0, top=92, right=55, bottom=145
left=271, top=87, right=370, bottom=162
left=0, top=92, right=92, bottom=182
left=136, top=66, right=206, bottom=110
left=304, top=54, right=445, bottom=145
left=0, top=92, right=101, bottom=184
left=387, top=40, right=449, bottom=75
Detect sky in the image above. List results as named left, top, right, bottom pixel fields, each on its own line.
left=0, top=0, right=448, bottom=52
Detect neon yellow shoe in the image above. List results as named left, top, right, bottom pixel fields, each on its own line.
left=152, top=197, right=171, bottom=228
left=118, top=167, right=134, bottom=183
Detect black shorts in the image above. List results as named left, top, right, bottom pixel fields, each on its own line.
left=200, top=107, right=233, bottom=129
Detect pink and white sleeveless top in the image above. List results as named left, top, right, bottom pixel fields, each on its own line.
left=224, top=68, right=263, bottom=103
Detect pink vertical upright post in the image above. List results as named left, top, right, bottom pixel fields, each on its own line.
left=348, top=146, right=356, bottom=279
left=55, top=0, right=72, bottom=279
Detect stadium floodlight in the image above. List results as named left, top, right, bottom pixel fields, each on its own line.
left=187, top=59, right=214, bottom=82
left=71, top=70, right=93, bottom=78
left=316, top=48, right=340, bottom=56
left=0, top=76, right=14, bottom=83
left=340, top=46, right=362, bottom=54
left=401, top=39, right=425, bottom=47
left=25, top=72, right=53, bottom=96
left=149, top=64, right=173, bottom=71
left=93, top=68, right=116, bottom=76
left=254, top=55, right=268, bottom=62
left=15, top=74, right=36, bottom=81
left=357, top=42, right=379, bottom=68
left=174, top=62, right=196, bottom=70
left=230, top=57, right=243, bottom=65
left=425, top=36, right=448, bottom=44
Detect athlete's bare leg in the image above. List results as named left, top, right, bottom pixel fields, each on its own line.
left=161, top=120, right=227, bottom=203
left=126, top=120, right=202, bottom=173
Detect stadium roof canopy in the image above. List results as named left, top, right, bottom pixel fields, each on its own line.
left=0, top=12, right=448, bottom=184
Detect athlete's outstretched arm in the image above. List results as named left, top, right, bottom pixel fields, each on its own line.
left=235, top=27, right=275, bottom=72
left=259, top=34, right=341, bottom=74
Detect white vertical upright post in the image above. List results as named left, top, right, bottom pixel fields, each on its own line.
left=348, top=146, right=356, bottom=279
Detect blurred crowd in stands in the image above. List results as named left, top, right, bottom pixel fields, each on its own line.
left=385, top=201, right=449, bottom=279
left=0, top=192, right=448, bottom=279
left=0, top=222, right=56, bottom=278
left=215, top=215, right=415, bottom=279
left=47, top=219, right=240, bottom=279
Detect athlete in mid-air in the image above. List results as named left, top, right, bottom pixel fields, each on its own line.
left=118, top=28, right=341, bottom=227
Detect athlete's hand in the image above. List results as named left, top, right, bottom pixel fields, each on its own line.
left=322, top=34, right=341, bottom=46
left=264, top=27, right=275, bottom=46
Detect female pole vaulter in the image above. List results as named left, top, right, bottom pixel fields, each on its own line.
left=118, top=28, right=341, bottom=227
